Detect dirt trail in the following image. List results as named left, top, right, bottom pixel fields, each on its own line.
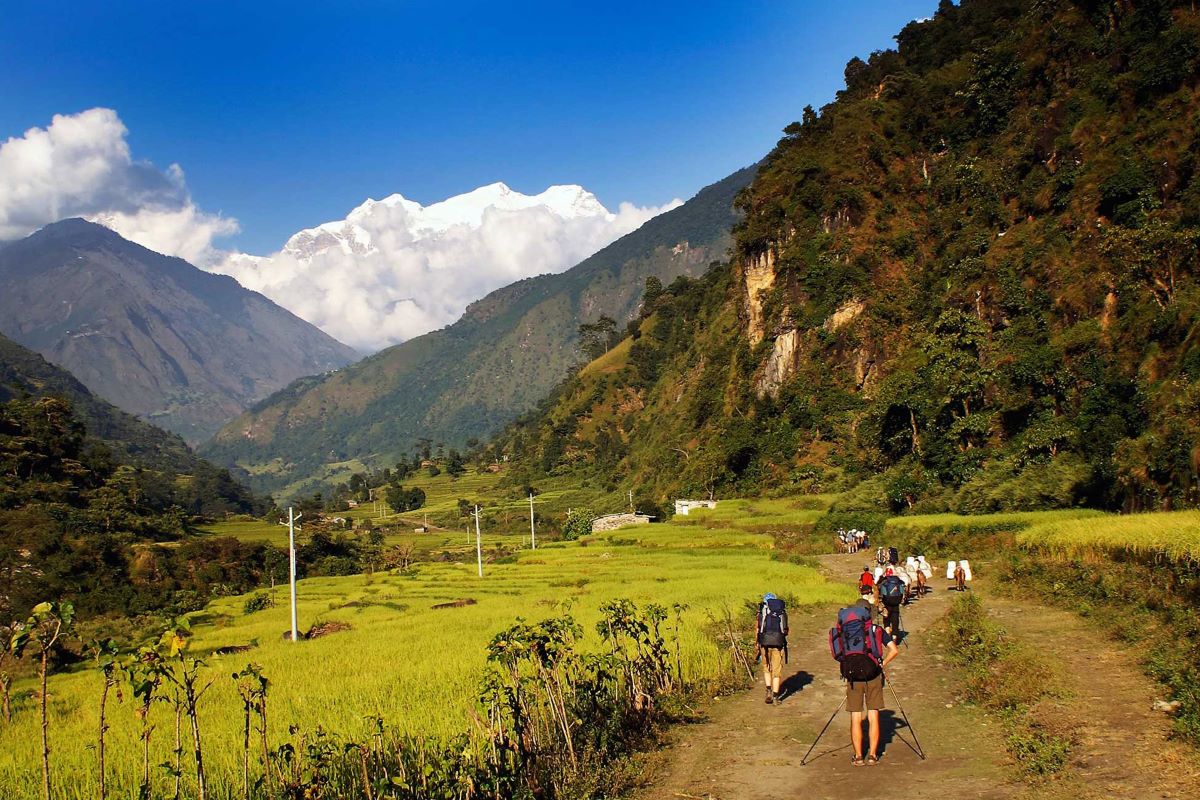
left=637, top=554, right=1200, bottom=800
left=985, top=593, right=1199, bottom=798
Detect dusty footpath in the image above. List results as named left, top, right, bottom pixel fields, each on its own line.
left=635, top=554, right=1200, bottom=800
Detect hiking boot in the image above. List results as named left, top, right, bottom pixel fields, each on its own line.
left=773, top=691, right=783, bottom=705
left=764, top=687, right=774, bottom=704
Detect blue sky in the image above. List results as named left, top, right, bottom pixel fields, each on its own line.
left=1, top=1, right=938, bottom=253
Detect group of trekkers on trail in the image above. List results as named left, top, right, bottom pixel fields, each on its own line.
left=754, top=544, right=969, bottom=766
left=836, top=528, right=869, bottom=554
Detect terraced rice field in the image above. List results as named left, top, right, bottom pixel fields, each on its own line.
left=1016, top=509, right=1200, bottom=562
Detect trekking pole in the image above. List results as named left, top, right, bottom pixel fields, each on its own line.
left=885, top=676, right=926, bottom=760
left=800, top=697, right=845, bottom=766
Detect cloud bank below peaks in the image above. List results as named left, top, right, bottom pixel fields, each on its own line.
left=0, top=108, right=237, bottom=264
left=214, top=184, right=681, bottom=352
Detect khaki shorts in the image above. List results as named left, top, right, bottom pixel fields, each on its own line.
left=762, top=647, right=784, bottom=677
left=846, top=675, right=885, bottom=711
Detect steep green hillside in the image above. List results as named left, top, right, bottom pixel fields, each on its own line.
left=0, top=334, right=273, bottom=619
left=1, top=332, right=200, bottom=474
left=202, top=167, right=755, bottom=494
left=497, top=0, right=1200, bottom=514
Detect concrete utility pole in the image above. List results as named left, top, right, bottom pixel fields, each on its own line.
left=279, top=507, right=302, bottom=642
left=628, top=489, right=634, bottom=513
left=528, top=493, right=537, bottom=550
left=474, top=505, right=483, bottom=577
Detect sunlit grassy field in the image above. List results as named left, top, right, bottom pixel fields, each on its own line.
left=1016, top=510, right=1200, bottom=562
left=886, top=508, right=1104, bottom=537
left=0, top=501, right=848, bottom=799
left=685, top=496, right=833, bottom=530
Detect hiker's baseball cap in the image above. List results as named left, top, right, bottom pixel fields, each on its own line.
left=763, top=592, right=777, bottom=602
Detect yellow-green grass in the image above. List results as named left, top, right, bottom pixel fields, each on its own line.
left=681, top=497, right=827, bottom=530
left=194, top=517, right=281, bottom=542
left=194, top=468, right=614, bottom=555
left=243, top=458, right=372, bottom=501
left=391, top=469, right=615, bottom=523
left=197, top=517, right=532, bottom=559
left=0, top=509, right=852, bottom=799
left=886, top=508, right=1103, bottom=536
left=579, top=334, right=633, bottom=376
left=1016, top=510, right=1200, bottom=562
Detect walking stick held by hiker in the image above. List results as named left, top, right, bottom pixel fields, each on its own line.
left=800, top=697, right=845, bottom=766
left=884, top=672, right=926, bottom=760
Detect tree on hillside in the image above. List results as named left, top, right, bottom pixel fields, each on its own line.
left=578, top=315, right=619, bottom=361
left=385, top=485, right=425, bottom=513
left=641, top=276, right=664, bottom=314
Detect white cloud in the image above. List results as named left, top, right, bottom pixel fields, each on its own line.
left=214, top=184, right=681, bottom=352
left=0, top=108, right=237, bottom=263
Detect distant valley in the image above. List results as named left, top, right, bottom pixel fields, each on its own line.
left=201, top=166, right=755, bottom=494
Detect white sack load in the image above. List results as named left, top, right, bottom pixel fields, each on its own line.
left=946, top=560, right=958, bottom=580
left=960, top=559, right=973, bottom=581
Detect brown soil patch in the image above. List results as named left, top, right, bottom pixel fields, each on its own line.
left=303, top=620, right=352, bottom=639
left=431, top=598, right=477, bottom=609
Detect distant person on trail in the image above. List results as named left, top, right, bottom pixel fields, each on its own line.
left=756, top=593, right=789, bottom=705
left=878, top=568, right=905, bottom=638
left=858, top=565, right=875, bottom=596
left=829, top=603, right=899, bottom=766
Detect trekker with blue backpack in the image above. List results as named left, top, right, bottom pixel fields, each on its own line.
left=878, top=567, right=906, bottom=639
left=755, top=593, right=789, bottom=704
left=829, top=603, right=899, bottom=765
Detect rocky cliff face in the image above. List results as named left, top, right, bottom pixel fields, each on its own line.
left=742, top=249, right=776, bottom=346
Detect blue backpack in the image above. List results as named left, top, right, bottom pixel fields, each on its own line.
left=829, top=606, right=884, bottom=682
left=879, top=574, right=905, bottom=602
left=758, top=597, right=787, bottom=648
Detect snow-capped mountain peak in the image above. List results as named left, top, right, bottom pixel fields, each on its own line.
left=280, top=183, right=614, bottom=262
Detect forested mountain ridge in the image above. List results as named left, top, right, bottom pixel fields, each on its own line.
left=495, top=0, right=1200, bottom=514
left=1, top=332, right=202, bottom=474
left=0, top=219, right=358, bottom=443
left=0, top=333, right=272, bottom=620
left=201, top=167, right=755, bottom=495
